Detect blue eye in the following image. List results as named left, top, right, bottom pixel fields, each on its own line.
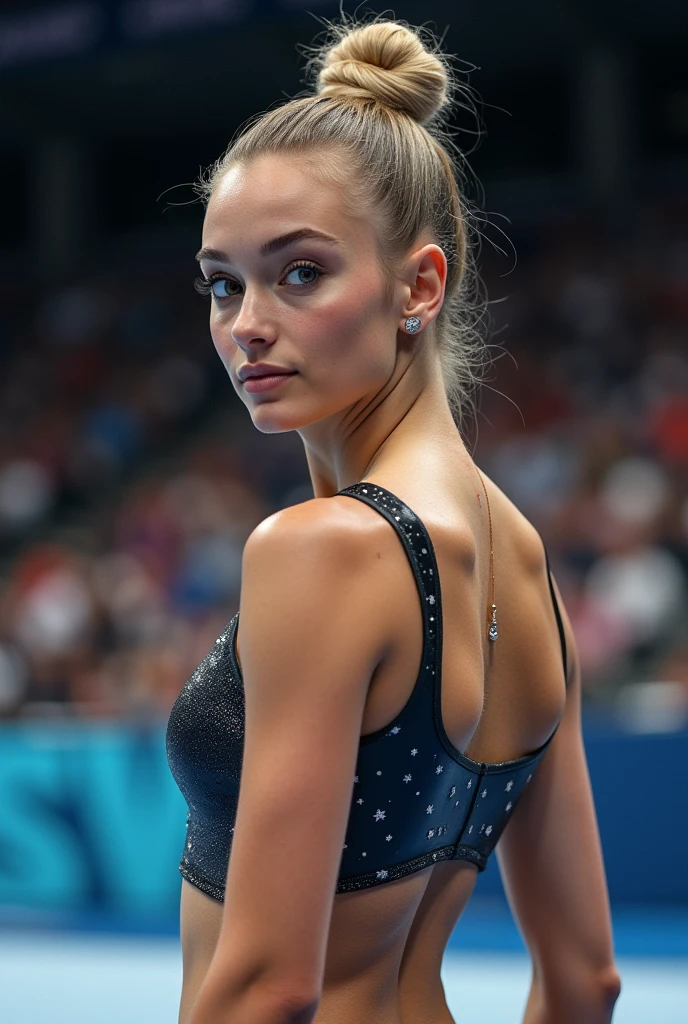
left=194, top=261, right=323, bottom=302
left=284, top=264, right=320, bottom=286
left=211, top=278, right=237, bottom=298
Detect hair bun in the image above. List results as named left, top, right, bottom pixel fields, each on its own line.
left=316, top=21, right=448, bottom=124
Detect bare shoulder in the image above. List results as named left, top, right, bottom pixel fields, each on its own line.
left=240, top=495, right=402, bottom=657
left=243, top=494, right=395, bottom=573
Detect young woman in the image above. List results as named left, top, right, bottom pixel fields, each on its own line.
left=166, top=16, right=620, bottom=1024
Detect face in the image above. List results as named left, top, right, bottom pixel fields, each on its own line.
left=197, top=153, right=408, bottom=435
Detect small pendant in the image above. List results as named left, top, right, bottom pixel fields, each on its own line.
left=488, top=604, right=498, bottom=642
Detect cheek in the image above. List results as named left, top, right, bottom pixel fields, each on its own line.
left=303, top=282, right=395, bottom=381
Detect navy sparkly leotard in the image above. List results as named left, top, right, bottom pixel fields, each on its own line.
left=166, top=481, right=568, bottom=900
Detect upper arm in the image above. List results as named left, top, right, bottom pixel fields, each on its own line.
left=496, top=571, right=616, bottom=980
left=208, top=500, right=385, bottom=999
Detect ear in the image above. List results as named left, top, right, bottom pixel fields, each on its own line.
left=400, top=244, right=447, bottom=333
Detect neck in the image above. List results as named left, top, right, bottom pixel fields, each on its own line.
left=299, top=351, right=465, bottom=499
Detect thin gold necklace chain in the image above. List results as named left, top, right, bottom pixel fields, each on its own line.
left=475, top=467, right=498, bottom=641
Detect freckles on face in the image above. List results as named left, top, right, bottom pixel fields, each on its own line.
left=202, top=154, right=400, bottom=425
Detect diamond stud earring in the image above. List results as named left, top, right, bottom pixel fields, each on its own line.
left=404, top=316, right=422, bottom=334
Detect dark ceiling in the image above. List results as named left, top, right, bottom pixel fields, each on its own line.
left=0, top=0, right=686, bottom=145
left=0, top=0, right=685, bottom=257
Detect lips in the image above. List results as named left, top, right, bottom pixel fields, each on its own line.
left=237, top=365, right=297, bottom=382
left=241, top=372, right=297, bottom=394
left=251, top=371, right=296, bottom=378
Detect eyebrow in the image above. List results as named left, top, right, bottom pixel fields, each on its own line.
left=195, top=228, right=341, bottom=264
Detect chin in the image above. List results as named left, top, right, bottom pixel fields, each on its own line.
left=247, top=403, right=320, bottom=434
left=244, top=385, right=360, bottom=434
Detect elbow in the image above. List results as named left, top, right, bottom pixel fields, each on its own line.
left=249, top=967, right=322, bottom=1023
left=267, top=983, right=321, bottom=1024
left=536, top=962, right=621, bottom=1023
left=597, top=965, right=622, bottom=1017
left=576, top=964, right=621, bottom=1018
left=189, top=970, right=320, bottom=1024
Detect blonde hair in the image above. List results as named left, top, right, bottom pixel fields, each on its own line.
left=196, top=13, right=488, bottom=435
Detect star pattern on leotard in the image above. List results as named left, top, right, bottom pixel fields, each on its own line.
left=255, top=482, right=551, bottom=896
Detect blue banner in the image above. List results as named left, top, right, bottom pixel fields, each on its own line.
left=0, top=722, right=187, bottom=914
left=1, top=720, right=687, bottom=914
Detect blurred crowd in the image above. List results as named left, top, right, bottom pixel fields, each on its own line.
left=0, top=192, right=686, bottom=725
left=477, top=193, right=688, bottom=725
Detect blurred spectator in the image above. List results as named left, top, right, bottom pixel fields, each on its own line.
left=0, top=459, right=55, bottom=536
left=0, top=193, right=685, bottom=721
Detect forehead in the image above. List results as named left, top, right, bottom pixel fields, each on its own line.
left=203, top=153, right=376, bottom=252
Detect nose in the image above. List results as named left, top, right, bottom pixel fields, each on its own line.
left=229, top=287, right=278, bottom=353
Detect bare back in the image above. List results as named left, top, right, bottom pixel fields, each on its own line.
left=178, top=455, right=571, bottom=1024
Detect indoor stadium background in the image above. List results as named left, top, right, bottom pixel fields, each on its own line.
left=0, top=1, right=686, bottom=1021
